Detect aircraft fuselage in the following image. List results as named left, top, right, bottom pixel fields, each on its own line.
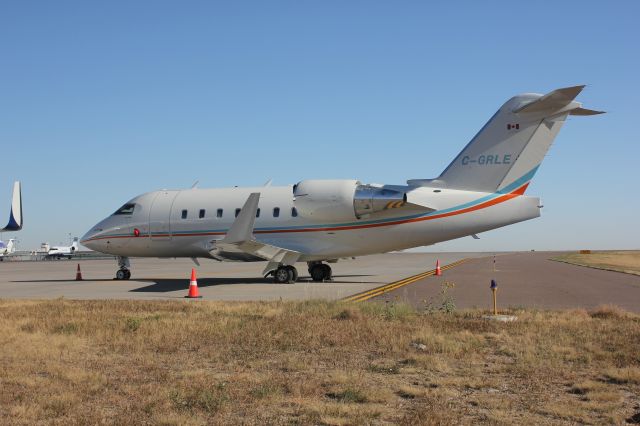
left=81, top=182, right=540, bottom=261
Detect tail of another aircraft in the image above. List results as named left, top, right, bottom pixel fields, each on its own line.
left=1, top=181, right=23, bottom=231
left=408, top=86, right=603, bottom=193
left=6, top=239, right=16, bottom=254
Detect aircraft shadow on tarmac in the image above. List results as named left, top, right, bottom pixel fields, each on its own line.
left=130, top=274, right=378, bottom=293
left=11, top=279, right=118, bottom=283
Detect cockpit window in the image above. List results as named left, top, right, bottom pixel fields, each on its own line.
left=113, top=203, right=136, bottom=215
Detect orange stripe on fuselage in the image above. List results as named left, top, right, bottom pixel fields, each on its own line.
left=257, top=182, right=530, bottom=234
left=83, top=182, right=530, bottom=242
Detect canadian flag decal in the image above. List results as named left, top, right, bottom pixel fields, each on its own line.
left=507, top=123, right=520, bottom=130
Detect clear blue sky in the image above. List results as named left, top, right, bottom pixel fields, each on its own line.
left=1, top=1, right=638, bottom=251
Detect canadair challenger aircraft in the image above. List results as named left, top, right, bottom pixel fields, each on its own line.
left=82, top=86, right=602, bottom=283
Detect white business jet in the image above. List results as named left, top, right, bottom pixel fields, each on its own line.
left=46, top=237, right=79, bottom=260
left=0, top=239, right=17, bottom=260
left=82, top=86, right=602, bottom=282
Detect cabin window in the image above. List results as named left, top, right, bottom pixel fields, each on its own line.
left=113, top=203, right=135, bottom=215
left=235, top=208, right=241, bottom=217
left=199, top=209, right=205, bottom=219
left=217, top=209, right=223, bottom=218
left=273, top=207, right=280, bottom=218
left=291, top=207, right=298, bottom=217
left=181, top=209, right=188, bottom=219
left=256, top=208, right=261, bottom=218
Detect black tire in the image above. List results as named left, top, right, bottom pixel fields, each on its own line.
left=116, top=269, right=126, bottom=280
left=310, top=264, right=326, bottom=282
left=274, top=267, right=293, bottom=284
left=285, top=266, right=298, bottom=283
left=124, top=270, right=131, bottom=280
left=321, top=264, right=332, bottom=281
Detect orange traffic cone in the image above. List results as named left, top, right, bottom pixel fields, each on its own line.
left=435, top=259, right=442, bottom=276
left=185, top=268, right=202, bottom=299
left=75, top=264, right=83, bottom=281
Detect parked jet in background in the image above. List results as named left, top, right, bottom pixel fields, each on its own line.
left=0, top=239, right=16, bottom=260
left=1, top=181, right=22, bottom=232
left=82, top=86, right=603, bottom=282
left=46, top=237, right=79, bottom=260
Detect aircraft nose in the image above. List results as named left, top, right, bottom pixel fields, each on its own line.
left=81, top=225, right=103, bottom=251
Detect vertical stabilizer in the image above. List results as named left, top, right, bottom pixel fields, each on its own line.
left=408, top=86, right=603, bottom=193
left=1, top=181, right=23, bottom=231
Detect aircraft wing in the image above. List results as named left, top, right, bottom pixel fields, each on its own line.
left=213, top=192, right=301, bottom=275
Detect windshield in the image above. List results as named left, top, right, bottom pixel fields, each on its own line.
left=113, top=203, right=136, bottom=215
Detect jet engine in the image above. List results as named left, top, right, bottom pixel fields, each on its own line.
left=293, top=179, right=407, bottom=221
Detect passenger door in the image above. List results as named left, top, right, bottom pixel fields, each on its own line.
left=149, top=191, right=178, bottom=240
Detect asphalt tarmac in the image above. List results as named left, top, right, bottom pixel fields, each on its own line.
left=0, top=253, right=473, bottom=301
left=372, top=252, right=640, bottom=313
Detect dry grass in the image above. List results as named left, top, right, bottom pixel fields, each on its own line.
left=552, top=250, right=640, bottom=275
left=1, top=299, right=639, bottom=425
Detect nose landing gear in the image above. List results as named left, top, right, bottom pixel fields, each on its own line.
left=116, top=269, right=131, bottom=280
left=115, top=256, right=131, bottom=280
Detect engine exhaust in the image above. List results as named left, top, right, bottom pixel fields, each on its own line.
left=353, top=185, right=407, bottom=218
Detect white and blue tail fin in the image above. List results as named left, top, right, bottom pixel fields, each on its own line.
left=408, top=86, right=603, bottom=193
left=1, top=181, right=23, bottom=231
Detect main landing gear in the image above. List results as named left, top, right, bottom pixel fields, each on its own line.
left=308, top=262, right=332, bottom=282
left=270, top=262, right=333, bottom=284
left=273, top=265, right=298, bottom=284
left=115, top=256, right=131, bottom=280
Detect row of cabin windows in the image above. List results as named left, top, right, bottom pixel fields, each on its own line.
left=181, top=207, right=298, bottom=219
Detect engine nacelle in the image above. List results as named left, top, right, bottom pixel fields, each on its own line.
left=293, top=179, right=359, bottom=221
left=293, top=179, right=407, bottom=221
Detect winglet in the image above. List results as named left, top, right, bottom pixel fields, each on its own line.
left=1, top=181, right=22, bottom=232
left=222, top=193, right=260, bottom=244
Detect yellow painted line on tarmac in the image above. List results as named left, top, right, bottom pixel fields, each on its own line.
left=342, top=259, right=467, bottom=303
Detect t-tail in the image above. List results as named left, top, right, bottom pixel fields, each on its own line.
left=408, top=85, right=604, bottom=193
left=1, top=181, right=22, bottom=231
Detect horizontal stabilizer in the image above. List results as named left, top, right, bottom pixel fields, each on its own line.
left=570, top=107, right=605, bottom=116
left=514, top=85, right=585, bottom=114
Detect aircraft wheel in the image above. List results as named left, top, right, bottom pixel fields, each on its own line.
left=310, top=264, right=332, bottom=282
left=274, top=266, right=293, bottom=284
left=286, top=265, right=298, bottom=283
left=310, top=264, right=326, bottom=282
left=321, top=264, right=332, bottom=281
left=116, top=269, right=130, bottom=280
